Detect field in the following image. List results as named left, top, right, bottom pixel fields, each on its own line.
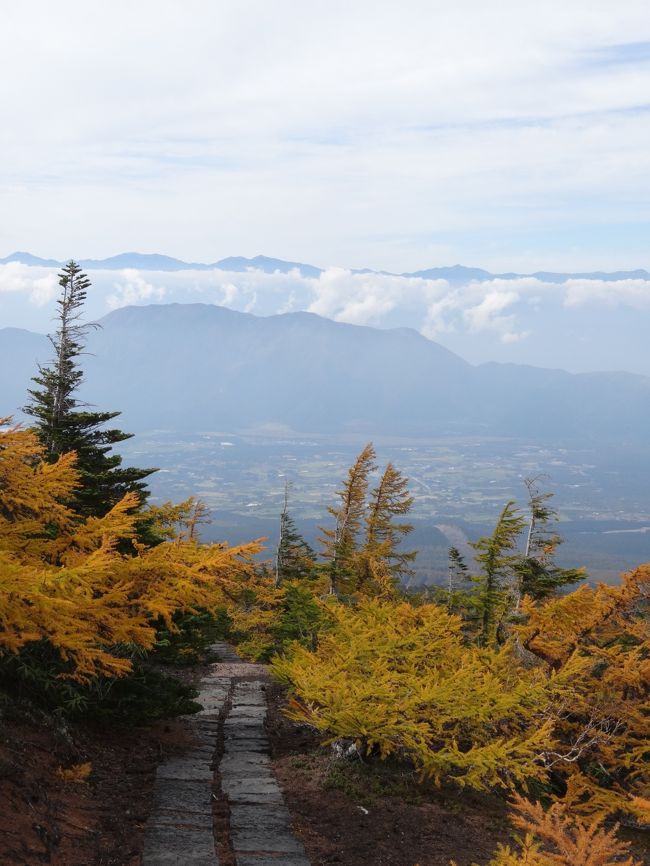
left=120, top=431, right=650, bottom=584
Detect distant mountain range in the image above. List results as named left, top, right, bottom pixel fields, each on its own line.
left=2, top=303, right=649, bottom=446
left=2, top=251, right=648, bottom=284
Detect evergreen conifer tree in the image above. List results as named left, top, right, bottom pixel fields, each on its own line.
left=275, top=482, right=316, bottom=585
left=471, top=501, right=527, bottom=646
left=514, top=477, right=584, bottom=600
left=24, top=260, right=154, bottom=517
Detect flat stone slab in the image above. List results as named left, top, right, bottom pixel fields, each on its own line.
left=229, top=804, right=292, bottom=830
left=227, top=792, right=285, bottom=806
left=235, top=856, right=310, bottom=866
left=148, top=808, right=213, bottom=830
left=145, top=644, right=309, bottom=866
left=197, top=701, right=228, bottom=717
left=152, top=780, right=213, bottom=813
left=189, top=744, right=217, bottom=759
left=223, top=728, right=269, bottom=741
left=142, top=825, right=217, bottom=865
left=231, top=830, right=306, bottom=854
left=224, top=722, right=265, bottom=732
left=220, top=754, right=270, bottom=771
left=221, top=765, right=275, bottom=781
left=223, top=778, right=281, bottom=796
left=156, top=758, right=213, bottom=782
left=224, top=739, right=270, bottom=753
left=228, top=706, right=267, bottom=718
left=192, top=718, right=221, bottom=732
left=211, top=663, right=270, bottom=677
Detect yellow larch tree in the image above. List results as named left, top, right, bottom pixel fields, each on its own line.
left=516, top=565, right=650, bottom=821
left=0, top=420, right=261, bottom=685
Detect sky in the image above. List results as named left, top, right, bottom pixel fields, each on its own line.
left=2, top=1, right=650, bottom=272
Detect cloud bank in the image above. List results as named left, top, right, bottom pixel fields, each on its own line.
left=1, top=261, right=648, bottom=375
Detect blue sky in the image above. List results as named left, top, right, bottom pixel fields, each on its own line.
left=1, top=1, right=650, bottom=272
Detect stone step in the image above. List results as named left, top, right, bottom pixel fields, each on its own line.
left=142, top=825, right=218, bottom=866
left=235, top=856, right=311, bottom=866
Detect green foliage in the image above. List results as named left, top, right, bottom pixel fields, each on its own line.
left=514, top=478, right=585, bottom=600
left=24, top=260, right=154, bottom=518
left=76, top=666, right=201, bottom=723
left=0, top=639, right=200, bottom=722
left=153, top=606, right=233, bottom=665
left=275, top=484, right=317, bottom=584
left=447, top=481, right=586, bottom=645
left=272, top=583, right=323, bottom=650
left=470, top=501, right=528, bottom=646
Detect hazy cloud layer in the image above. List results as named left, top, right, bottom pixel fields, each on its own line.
left=1, top=262, right=649, bottom=375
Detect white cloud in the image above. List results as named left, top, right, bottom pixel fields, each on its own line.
left=219, top=283, right=239, bottom=305
left=501, top=329, right=531, bottom=344
left=4, top=259, right=650, bottom=374
left=462, top=289, right=527, bottom=342
left=306, top=268, right=448, bottom=326
left=0, top=263, right=58, bottom=306
left=106, top=270, right=166, bottom=309
left=563, top=278, right=650, bottom=309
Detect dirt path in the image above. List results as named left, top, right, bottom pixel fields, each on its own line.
left=142, top=643, right=310, bottom=866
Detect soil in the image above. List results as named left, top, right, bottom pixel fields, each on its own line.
left=0, top=658, right=211, bottom=866
left=0, top=703, right=194, bottom=866
left=265, top=682, right=514, bottom=866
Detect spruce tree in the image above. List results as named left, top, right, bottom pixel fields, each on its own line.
left=275, top=483, right=316, bottom=586
left=24, top=260, right=154, bottom=517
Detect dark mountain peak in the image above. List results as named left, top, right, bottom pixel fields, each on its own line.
left=98, top=303, right=466, bottom=364
left=2, top=302, right=649, bottom=445
left=98, top=301, right=252, bottom=328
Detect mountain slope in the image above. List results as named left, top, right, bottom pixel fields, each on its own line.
left=1, top=304, right=648, bottom=445
left=0, top=328, right=50, bottom=418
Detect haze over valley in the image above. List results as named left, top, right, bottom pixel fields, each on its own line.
left=2, top=292, right=648, bottom=583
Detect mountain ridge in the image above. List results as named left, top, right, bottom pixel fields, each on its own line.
left=1, top=302, right=648, bottom=447
left=2, top=251, right=649, bottom=284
